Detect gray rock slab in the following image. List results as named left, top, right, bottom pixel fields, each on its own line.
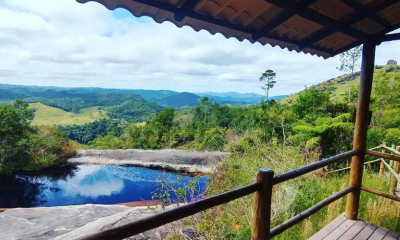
left=0, top=204, right=180, bottom=240
left=68, top=149, right=228, bottom=173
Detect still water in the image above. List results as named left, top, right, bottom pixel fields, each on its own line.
left=0, top=164, right=208, bottom=208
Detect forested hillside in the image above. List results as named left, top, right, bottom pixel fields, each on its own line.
left=0, top=84, right=266, bottom=124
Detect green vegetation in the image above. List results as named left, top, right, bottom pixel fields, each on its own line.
left=76, top=63, right=400, bottom=239
left=2, top=61, right=400, bottom=239
left=29, top=103, right=108, bottom=126
left=58, top=119, right=128, bottom=144
left=0, top=100, right=77, bottom=174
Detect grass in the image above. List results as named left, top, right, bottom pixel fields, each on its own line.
left=29, top=103, right=108, bottom=126
left=193, top=131, right=400, bottom=240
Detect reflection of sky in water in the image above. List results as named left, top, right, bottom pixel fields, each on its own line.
left=14, top=165, right=207, bottom=207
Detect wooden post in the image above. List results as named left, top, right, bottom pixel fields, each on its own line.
left=345, top=40, right=376, bottom=220
left=390, top=146, right=400, bottom=195
left=251, top=168, right=274, bottom=240
left=389, top=144, right=395, bottom=180
left=379, top=142, right=387, bottom=175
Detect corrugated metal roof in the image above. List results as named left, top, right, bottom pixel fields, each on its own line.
left=77, top=0, right=400, bottom=58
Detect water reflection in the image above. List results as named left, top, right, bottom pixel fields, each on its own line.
left=0, top=165, right=207, bottom=208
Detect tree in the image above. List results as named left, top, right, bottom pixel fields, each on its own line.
left=259, top=69, right=276, bottom=101
left=337, top=46, right=362, bottom=103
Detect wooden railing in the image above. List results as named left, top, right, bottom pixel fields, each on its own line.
left=76, top=145, right=400, bottom=240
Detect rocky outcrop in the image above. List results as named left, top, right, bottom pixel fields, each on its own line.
left=0, top=204, right=183, bottom=240
left=68, top=149, right=228, bottom=174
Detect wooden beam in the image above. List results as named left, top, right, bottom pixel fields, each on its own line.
left=273, top=150, right=359, bottom=184
left=269, top=186, right=355, bottom=238
left=301, top=0, right=399, bottom=51
left=379, top=33, right=400, bottom=43
left=327, top=159, right=382, bottom=174
left=361, top=187, right=400, bottom=202
left=75, top=183, right=261, bottom=240
left=252, top=0, right=317, bottom=41
left=365, top=150, right=400, bottom=163
left=345, top=40, right=376, bottom=220
left=251, top=168, right=274, bottom=240
left=263, top=0, right=369, bottom=41
left=382, top=145, right=400, bottom=155
left=339, top=0, right=391, bottom=28
left=380, top=158, right=400, bottom=182
left=174, top=0, right=201, bottom=22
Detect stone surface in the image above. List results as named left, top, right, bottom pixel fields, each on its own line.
left=0, top=204, right=181, bottom=240
left=68, top=149, right=228, bottom=174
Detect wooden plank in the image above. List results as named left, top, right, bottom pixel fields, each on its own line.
left=382, top=231, right=399, bottom=240
left=353, top=223, right=378, bottom=240
left=368, top=227, right=388, bottom=240
left=337, top=220, right=367, bottom=240
left=323, top=219, right=356, bottom=240
left=308, top=214, right=347, bottom=240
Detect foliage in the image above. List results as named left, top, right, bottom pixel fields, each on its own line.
left=58, top=119, right=128, bottom=144
left=292, top=88, right=333, bottom=119
left=0, top=100, right=76, bottom=174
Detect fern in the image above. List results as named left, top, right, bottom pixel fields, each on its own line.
left=287, top=133, right=311, bottom=146
left=293, top=125, right=328, bottom=135
left=332, top=113, right=351, bottom=123
left=329, top=122, right=354, bottom=132
left=315, top=117, right=333, bottom=126
left=306, top=136, right=321, bottom=149
left=292, top=125, right=316, bottom=134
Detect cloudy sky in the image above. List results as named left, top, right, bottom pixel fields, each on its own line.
left=0, top=0, right=399, bottom=96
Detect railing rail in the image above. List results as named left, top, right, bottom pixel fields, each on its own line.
left=77, top=145, right=400, bottom=240
left=273, top=150, right=359, bottom=184
left=76, top=183, right=261, bottom=240
left=77, top=150, right=359, bottom=240
left=269, top=186, right=355, bottom=239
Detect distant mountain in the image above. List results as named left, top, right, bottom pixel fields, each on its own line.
left=196, top=92, right=260, bottom=99
left=153, top=92, right=201, bottom=108
left=69, top=88, right=178, bottom=100
left=0, top=84, right=279, bottom=109
left=0, top=84, right=178, bottom=100
left=196, top=92, right=287, bottom=104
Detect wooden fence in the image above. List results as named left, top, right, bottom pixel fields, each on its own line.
left=77, top=144, right=400, bottom=240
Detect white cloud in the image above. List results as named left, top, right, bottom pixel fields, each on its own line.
left=0, top=0, right=399, bottom=95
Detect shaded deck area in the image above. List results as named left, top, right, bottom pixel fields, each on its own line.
left=309, top=214, right=399, bottom=240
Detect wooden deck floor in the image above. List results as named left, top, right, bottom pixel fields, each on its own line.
left=309, top=214, right=399, bottom=240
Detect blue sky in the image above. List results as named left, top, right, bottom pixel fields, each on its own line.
left=0, top=0, right=399, bottom=95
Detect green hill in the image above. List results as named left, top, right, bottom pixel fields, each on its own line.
left=153, top=92, right=201, bottom=108
left=29, top=103, right=108, bottom=125
left=281, top=63, right=399, bottom=104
